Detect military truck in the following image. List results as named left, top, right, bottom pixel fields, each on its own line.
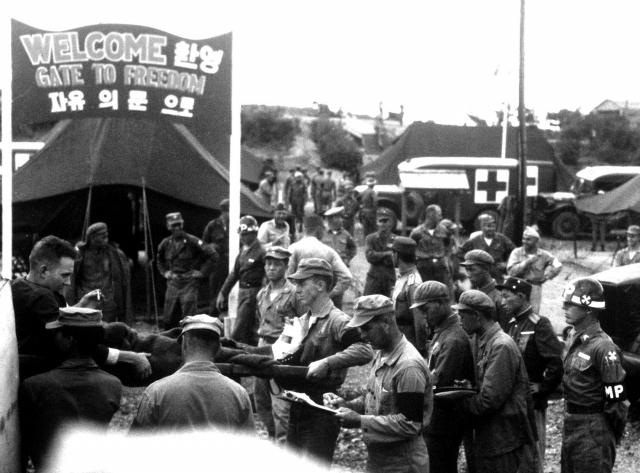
left=535, top=166, right=640, bottom=239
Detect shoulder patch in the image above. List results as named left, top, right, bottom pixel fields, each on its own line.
left=527, top=313, right=540, bottom=324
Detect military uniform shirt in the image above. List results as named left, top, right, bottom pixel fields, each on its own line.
left=157, top=233, right=214, bottom=275
left=257, top=280, right=305, bottom=339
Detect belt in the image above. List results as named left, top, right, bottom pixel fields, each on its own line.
left=239, top=281, right=261, bottom=289
left=526, top=280, right=543, bottom=286
left=566, top=402, right=604, bottom=414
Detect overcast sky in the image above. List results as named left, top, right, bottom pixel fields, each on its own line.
left=5, top=0, right=640, bottom=127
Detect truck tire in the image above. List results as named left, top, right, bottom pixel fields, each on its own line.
left=405, top=191, right=425, bottom=223
left=551, top=211, right=580, bottom=240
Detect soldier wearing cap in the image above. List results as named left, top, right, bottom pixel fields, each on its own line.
left=133, top=314, right=255, bottom=433
left=283, top=167, right=296, bottom=206
left=359, top=173, right=379, bottom=237
left=65, top=222, right=133, bottom=325
left=458, top=214, right=516, bottom=284
left=311, top=167, right=325, bottom=214
left=507, top=226, right=562, bottom=315
left=158, top=212, right=215, bottom=329
left=460, top=249, right=509, bottom=331
left=499, top=276, right=563, bottom=462
left=19, top=307, right=123, bottom=470
left=411, top=281, right=475, bottom=473
left=288, top=171, right=308, bottom=233
left=454, top=290, right=539, bottom=473
left=613, top=224, right=640, bottom=267
left=410, top=204, right=455, bottom=295
left=560, top=277, right=628, bottom=473
left=254, top=246, right=306, bottom=443
left=324, top=295, right=432, bottom=473
left=287, top=214, right=353, bottom=308
left=216, top=215, right=266, bottom=345
left=203, top=199, right=231, bottom=317
left=336, top=180, right=361, bottom=237
left=255, top=169, right=277, bottom=208
left=364, top=207, right=397, bottom=297
left=283, top=258, right=374, bottom=465
left=321, top=170, right=337, bottom=211
left=322, top=206, right=357, bottom=268
left=258, top=202, right=291, bottom=249
left=390, top=236, right=424, bottom=353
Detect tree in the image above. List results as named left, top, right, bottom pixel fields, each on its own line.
left=241, top=107, right=300, bottom=150
left=310, top=118, right=363, bottom=173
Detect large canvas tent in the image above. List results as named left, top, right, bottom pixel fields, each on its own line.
left=8, top=117, right=272, bottom=262
left=362, top=121, right=569, bottom=190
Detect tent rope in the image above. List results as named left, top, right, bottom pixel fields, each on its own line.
left=81, top=185, right=94, bottom=240
left=141, top=178, right=160, bottom=330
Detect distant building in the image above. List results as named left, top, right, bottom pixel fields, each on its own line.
left=592, top=100, right=640, bottom=127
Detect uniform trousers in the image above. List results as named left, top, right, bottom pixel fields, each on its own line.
left=164, top=278, right=198, bottom=329
left=231, top=286, right=260, bottom=346
left=287, top=401, right=341, bottom=466
left=561, top=413, right=616, bottom=473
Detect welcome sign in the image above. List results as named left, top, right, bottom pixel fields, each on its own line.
left=11, top=20, right=232, bottom=133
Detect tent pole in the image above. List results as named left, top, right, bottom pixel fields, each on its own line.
left=81, top=185, right=94, bottom=240
left=142, top=179, right=160, bottom=329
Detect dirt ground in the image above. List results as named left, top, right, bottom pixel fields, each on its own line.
left=110, top=232, right=640, bottom=473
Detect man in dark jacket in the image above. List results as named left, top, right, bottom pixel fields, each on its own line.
left=203, top=199, right=230, bottom=317
left=364, top=207, right=396, bottom=297
left=65, top=222, right=132, bottom=325
left=499, top=276, right=563, bottom=462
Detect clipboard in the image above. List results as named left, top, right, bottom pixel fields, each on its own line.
left=433, top=386, right=477, bottom=400
left=277, top=390, right=337, bottom=415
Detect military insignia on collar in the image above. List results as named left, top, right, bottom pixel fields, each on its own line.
left=580, top=294, right=592, bottom=306
left=606, top=351, right=618, bottom=363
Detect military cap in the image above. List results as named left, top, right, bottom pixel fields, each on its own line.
left=86, top=222, right=108, bottom=239
left=496, top=276, right=532, bottom=299
left=219, top=199, right=230, bottom=211
left=166, top=212, right=184, bottom=225
left=179, top=314, right=224, bottom=338
left=288, top=258, right=333, bottom=281
left=410, top=281, right=450, bottom=309
left=303, top=215, right=325, bottom=230
left=376, top=207, right=396, bottom=221
left=627, top=225, right=640, bottom=235
left=265, top=246, right=292, bottom=260
left=324, top=206, right=344, bottom=217
left=452, top=290, right=495, bottom=316
left=294, top=171, right=304, bottom=178
left=348, top=295, right=395, bottom=328
left=561, top=277, right=605, bottom=310
left=459, top=249, right=495, bottom=267
left=523, top=226, right=540, bottom=239
left=238, top=215, right=259, bottom=234
left=392, top=236, right=416, bottom=256
left=46, top=307, right=104, bottom=329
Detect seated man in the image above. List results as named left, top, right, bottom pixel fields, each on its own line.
left=132, top=315, right=256, bottom=433
left=19, top=307, right=123, bottom=471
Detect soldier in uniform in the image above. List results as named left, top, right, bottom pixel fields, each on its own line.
left=216, top=216, right=266, bottom=345
left=322, top=207, right=357, bottom=267
left=410, top=204, right=454, bottom=295
left=560, top=277, right=628, bottom=473
left=411, top=281, right=475, bottom=473
left=460, top=250, right=509, bottom=331
left=507, top=226, right=562, bottom=314
left=324, top=295, right=432, bottom=473
left=390, top=236, right=424, bottom=354
left=359, top=173, right=378, bottom=237
left=336, top=180, right=360, bottom=238
left=612, top=224, right=640, bottom=267
left=202, top=199, right=230, bottom=317
left=458, top=214, right=516, bottom=284
left=364, top=207, right=397, bottom=297
left=258, top=203, right=291, bottom=249
left=311, top=167, right=325, bottom=215
left=157, top=212, right=214, bottom=329
left=500, top=277, right=563, bottom=462
left=288, top=171, right=308, bottom=234
left=454, top=290, right=539, bottom=473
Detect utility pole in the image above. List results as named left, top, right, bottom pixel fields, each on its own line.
left=515, top=0, right=527, bottom=245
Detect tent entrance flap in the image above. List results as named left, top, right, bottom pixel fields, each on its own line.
left=399, top=169, right=470, bottom=190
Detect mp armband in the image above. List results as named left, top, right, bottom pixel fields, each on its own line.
left=604, top=382, right=627, bottom=402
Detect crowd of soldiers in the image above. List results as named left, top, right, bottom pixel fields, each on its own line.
left=12, top=173, right=636, bottom=472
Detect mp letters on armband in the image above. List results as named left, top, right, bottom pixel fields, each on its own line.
left=604, top=383, right=626, bottom=402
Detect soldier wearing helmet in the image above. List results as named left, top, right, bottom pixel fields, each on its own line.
left=560, top=277, right=628, bottom=473
left=216, top=216, right=266, bottom=345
